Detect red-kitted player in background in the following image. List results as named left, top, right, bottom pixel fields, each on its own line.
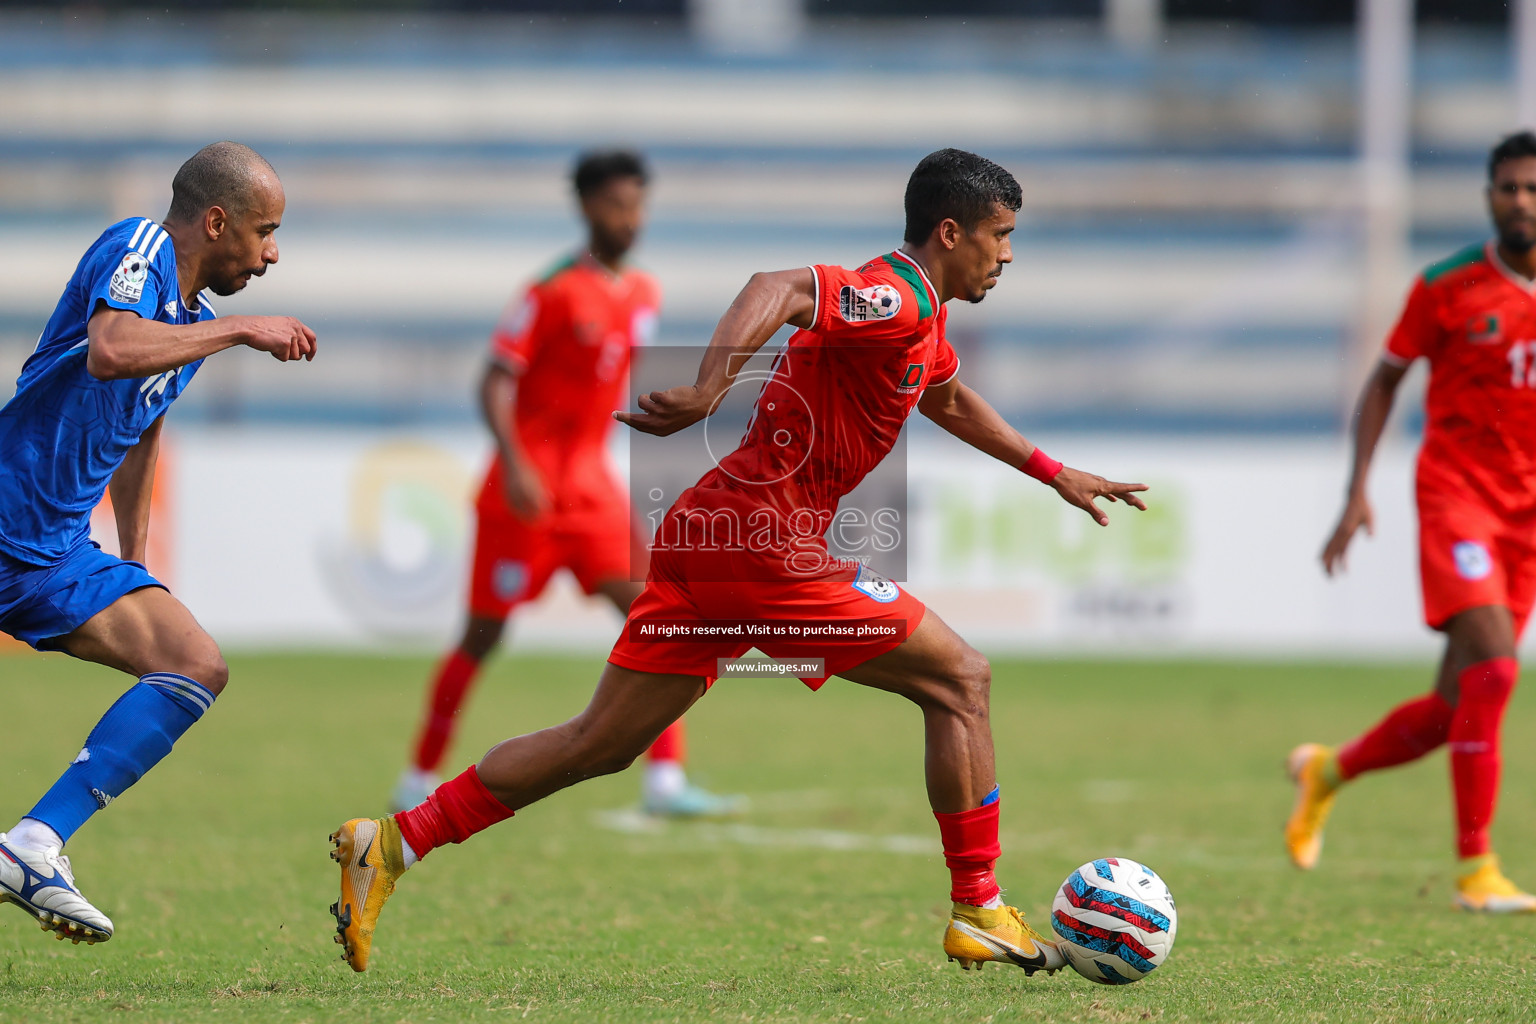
left=392, top=151, right=741, bottom=820
left=1292, top=131, right=1536, bottom=913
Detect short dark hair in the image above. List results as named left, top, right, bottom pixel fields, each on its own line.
left=166, top=141, right=276, bottom=224
left=903, top=149, right=1022, bottom=246
left=1489, top=131, right=1536, bottom=180
left=573, top=150, right=648, bottom=198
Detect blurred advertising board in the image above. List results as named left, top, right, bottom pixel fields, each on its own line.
left=83, top=428, right=1447, bottom=659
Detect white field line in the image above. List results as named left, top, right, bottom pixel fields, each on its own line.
left=593, top=806, right=1451, bottom=877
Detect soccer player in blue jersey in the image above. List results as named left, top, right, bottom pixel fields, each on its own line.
left=0, top=141, right=315, bottom=946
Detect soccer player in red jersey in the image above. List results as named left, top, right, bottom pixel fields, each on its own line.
left=330, top=149, right=1148, bottom=972
left=1289, top=131, right=1536, bottom=912
left=392, top=151, right=740, bottom=819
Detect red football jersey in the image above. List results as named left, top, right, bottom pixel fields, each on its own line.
left=482, top=253, right=660, bottom=512
left=660, top=250, right=959, bottom=576
left=1385, top=240, right=1536, bottom=512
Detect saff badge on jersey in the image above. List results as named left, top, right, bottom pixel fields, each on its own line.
left=109, top=252, right=148, bottom=304
left=840, top=283, right=901, bottom=323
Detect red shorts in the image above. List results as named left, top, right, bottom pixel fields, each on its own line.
left=1418, top=483, right=1536, bottom=634
left=607, top=550, right=926, bottom=690
left=468, top=499, right=639, bottom=620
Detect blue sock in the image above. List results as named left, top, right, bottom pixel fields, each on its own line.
left=25, top=673, right=215, bottom=843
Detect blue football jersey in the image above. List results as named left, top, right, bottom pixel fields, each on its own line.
left=0, top=217, right=214, bottom=565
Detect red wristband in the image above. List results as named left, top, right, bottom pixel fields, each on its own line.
left=1020, top=448, right=1063, bottom=483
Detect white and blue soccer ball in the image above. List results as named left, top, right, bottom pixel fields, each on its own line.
left=1051, top=857, right=1177, bottom=985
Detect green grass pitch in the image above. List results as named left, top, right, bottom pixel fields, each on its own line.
left=1, top=651, right=1534, bottom=1022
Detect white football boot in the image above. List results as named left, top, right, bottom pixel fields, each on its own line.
left=0, top=835, right=114, bottom=944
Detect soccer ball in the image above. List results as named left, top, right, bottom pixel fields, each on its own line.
left=868, top=284, right=899, bottom=316
left=1050, top=857, right=1177, bottom=985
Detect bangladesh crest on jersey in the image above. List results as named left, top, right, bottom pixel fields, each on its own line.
left=1467, top=314, right=1501, bottom=344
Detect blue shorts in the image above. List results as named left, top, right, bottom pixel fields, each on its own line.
left=0, top=542, right=163, bottom=650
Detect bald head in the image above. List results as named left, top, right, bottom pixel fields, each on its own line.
left=163, top=141, right=286, bottom=297
left=166, top=141, right=278, bottom=225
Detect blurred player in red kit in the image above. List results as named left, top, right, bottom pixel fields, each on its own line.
left=335, top=148, right=1147, bottom=973
left=392, top=151, right=741, bottom=819
left=1290, top=131, right=1536, bottom=912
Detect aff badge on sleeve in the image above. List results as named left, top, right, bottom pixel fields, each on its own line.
left=108, top=252, right=148, bottom=304
left=839, top=283, right=901, bottom=323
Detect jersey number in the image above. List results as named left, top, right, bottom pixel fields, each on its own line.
left=1510, top=340, right=1536, bottom=388
left=595, top=332, right=626, bottom=382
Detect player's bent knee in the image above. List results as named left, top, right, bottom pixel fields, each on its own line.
left=954, top=646, right=991, bottom=694
left=201, top=653, right=230, bottom=694
left=169, top=635, right=228, bottom=694
left=940, top=649, right=992, bottom=719
left=189, top=652, right=229, bottom=694
left=461, top=619, right=505, bottom=661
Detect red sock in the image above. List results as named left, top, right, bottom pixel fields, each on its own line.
left=1336, top=692, right=1453, bottom=780
left=647, top=720, right=685, bottom=763
left=394, top=765, right=515, bottom=861
left=413, top=649, right=481, bottom=772
left=1450, top=657, right=1517, bottom=859
left=934, top=799, right=1001, bottom=906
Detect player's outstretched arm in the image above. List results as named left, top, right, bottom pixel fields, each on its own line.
left=1321, top=358, right=1408, bottom=576
left=108, top=415, right=163, bottom=564
left=918, top=376, right=1147, bottom=526
left=616, top=268, right=816, bottom=436
left=86, top=307, right=316, bottom=381
left=479, top=361, right=548, bottom=522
